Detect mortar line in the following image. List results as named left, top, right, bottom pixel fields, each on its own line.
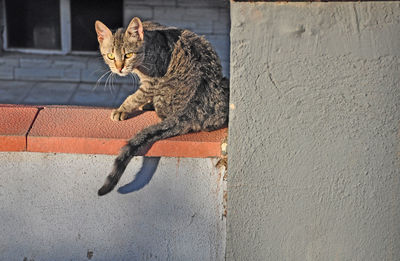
left=24, top=107, right=44, bottom=151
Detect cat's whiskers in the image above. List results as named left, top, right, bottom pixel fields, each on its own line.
left=92, top=68, right=108, bottom=74
left=94, top=70, right=112, bottom=91
left=89, top=60, right=109, bottom=78
left=104, top=71, right=113, bottom=92
left=109, top=73, right=117, bottom=95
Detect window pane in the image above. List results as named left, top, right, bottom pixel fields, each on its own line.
left=71, top=0, right=123, bottom=52
left=5, top=0, right=61, bottom=49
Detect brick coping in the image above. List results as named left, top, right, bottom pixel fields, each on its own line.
left=0, top=104, right=227, bottom=157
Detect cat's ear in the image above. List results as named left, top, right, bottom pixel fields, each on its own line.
left=95, top=20, right=112, bottom=44
left=125, top=17, right=144, bottom=41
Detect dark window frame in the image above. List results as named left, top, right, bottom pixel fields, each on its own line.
left=2, top=0, right=123, bottom=55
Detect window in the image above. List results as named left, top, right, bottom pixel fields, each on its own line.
left=3, top=0, right=123, bottom=54
left=5, top=0, right=61, bottom=50
left=71, top=0, right=122, bottom=52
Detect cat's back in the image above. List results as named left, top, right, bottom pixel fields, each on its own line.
left=142, top=21, right=177, bottom=31
left=144, top=21, right=218, bottom=60
left=168, top=28, right=223, bottom=80
left=142, top=21, right=224, bottom=84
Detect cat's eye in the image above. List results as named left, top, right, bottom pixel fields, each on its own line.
left=107, top=53, right=115, bottom=60
left=125, top=52, right=134, bottom=59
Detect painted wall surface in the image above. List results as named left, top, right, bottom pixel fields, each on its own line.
left=228, top=2, right=400, bottom=260
left=0, top=152, right=226, bottom=260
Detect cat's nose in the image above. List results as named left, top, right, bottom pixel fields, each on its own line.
left=115, top=61, right=124, bottom=72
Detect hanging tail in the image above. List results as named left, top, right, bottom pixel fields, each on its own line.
left=98, top=115, right=193, bottom=196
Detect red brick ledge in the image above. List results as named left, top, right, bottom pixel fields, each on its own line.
left=0, top=104, right=227, bottom=157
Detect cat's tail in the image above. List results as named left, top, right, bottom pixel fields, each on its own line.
left=98, top=114, right=193, bottom=196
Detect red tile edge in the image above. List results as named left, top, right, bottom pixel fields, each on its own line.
left=27, top=136, right=126, bottom=155
left=147, top=140, right=224, bottom=158
left=0, top=105, right=40, bottom=152
left=0, top=105, right=227, bottom=158
left=27, top=137, right=224, bottom=157
left=0, top=136, right=27, bottom=152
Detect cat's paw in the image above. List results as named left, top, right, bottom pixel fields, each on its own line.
left=111, top=109, right=128, bottom=121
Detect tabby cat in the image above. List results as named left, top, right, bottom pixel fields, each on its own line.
left=95, top=17, right=229, bottom=196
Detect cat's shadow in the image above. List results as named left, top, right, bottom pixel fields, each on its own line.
left=117, top=157, right=160, bottom=194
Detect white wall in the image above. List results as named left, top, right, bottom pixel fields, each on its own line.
left=0, top=152, right=226, bottom=260
left=228, top=2, right=400, bottom=260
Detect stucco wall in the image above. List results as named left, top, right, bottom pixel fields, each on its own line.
left=228, top=1, right=400, bottom=260
left=0, top=152, right=226, bottom=260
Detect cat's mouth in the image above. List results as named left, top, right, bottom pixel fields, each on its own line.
left=114, top=64, right=139, bottom=77
left=113, top=69, right=129, bottom=77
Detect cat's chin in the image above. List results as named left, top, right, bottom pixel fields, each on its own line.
left=116, top=72, right=129, bottom=77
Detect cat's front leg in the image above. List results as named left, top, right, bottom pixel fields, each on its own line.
left=111, top=108, right=130, bottom=121
left=111, top=87, right=152, bottom=121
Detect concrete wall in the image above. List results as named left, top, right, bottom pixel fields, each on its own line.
left=228, top=1, right=400, bottom=260
left=0, top=152, right=226, bottom=260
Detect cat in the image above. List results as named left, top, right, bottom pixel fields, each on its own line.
left=95, top=17, right=229, bottom=196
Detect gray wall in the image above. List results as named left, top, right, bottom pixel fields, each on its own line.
left=0, top=54, right=112, bottom=83
left=228, top=2, right=400, bottom=260
left=0, top=152, right=226, bottom=260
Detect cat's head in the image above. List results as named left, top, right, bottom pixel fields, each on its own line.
left=95, top=17, right=145, bottom=77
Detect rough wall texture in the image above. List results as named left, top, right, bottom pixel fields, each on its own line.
left=0, top=153, right=226, bottom=260
left=228, top=2, right=400, bottom=260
